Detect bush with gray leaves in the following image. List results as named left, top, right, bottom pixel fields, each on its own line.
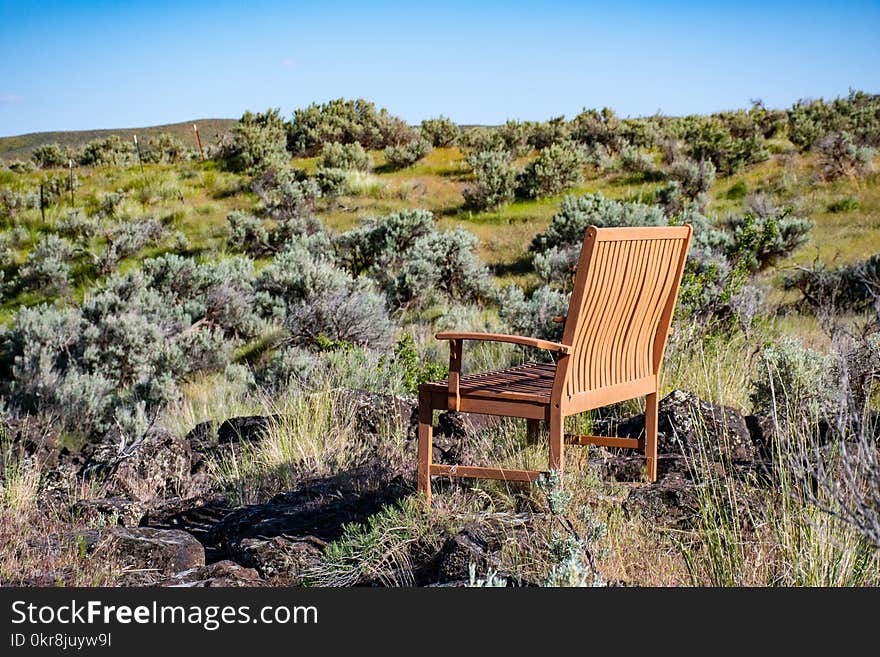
left=463, top=150, right=517, bottom=210
left=517, top=142, right=584, bottom=199
left=216, top=108, right=289, bottom=174
left=318, top=141, right=371, bottom=172
left=384, top=138, right=432, bottom=169
left=420, top=116, right=459, bottom=147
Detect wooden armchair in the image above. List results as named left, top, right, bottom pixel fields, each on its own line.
left=417, top=225, right=693, bottom=504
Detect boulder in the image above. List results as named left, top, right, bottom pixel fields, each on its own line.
left=596, top=390, right=755, bottom=463
left=229, top=536, right=325, bottom=583
left=217, top=415, right=285, bottom=445
left=71, top=497, right=146, bottom=527
left=138, top=494, right=232, bottom=543
left=160, top=560, right=261, bottom=587
left=623, top=471, right=700, bottom=527
left=82, top=428, right=193, bottom=501
left=434, top=524, right=501, bottom=584
left=99, top=527, right=205, bottom=576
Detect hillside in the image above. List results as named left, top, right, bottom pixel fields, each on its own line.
left=1, top=96, right=879, bottom=588
left=0, top=118, right=237, bottom=161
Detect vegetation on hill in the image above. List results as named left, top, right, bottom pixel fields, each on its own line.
left=1, top=92, right=879, bottom=586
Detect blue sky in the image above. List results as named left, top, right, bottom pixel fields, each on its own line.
left=1, top=1, right=878, bottom=136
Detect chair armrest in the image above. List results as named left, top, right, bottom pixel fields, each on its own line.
left=435, top=331, right=571, bottom=354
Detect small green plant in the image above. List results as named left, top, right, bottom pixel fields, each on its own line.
left=378, top=335, right=447, bottom=394
left=827, top=196, right=860, bottom=213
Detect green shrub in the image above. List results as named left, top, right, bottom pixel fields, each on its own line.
left=517, top=142, right=584, bottom=199
left=336, top=210, right=493, bottom=309
left=287, top=98, right=412, bottom=156
left=383, top=138, right=432, bottom=169
left=32, top=143, right=71, bottom=169
left=570, top=107, right=622, bottom=154
left=76, top=136, right=132, bottom=167
left=815, top=131, right=874, bottom=181
left=788, top=91, right=880, bottom=150
left=318, top=141, right=371, bottom=172
left=783, top=254, right=880, bottom=311
left=750, top=337, right=836, bottom=418
left=679, top=116, right=769, bottom=175
left=420, top=116, right=459, bottom=147
left=462, top=150, right=517, bottom=210
left=19, top=234, right=75, bottom=296
left=827, top=196, right=860, bottom=213
left=255, top=242, right=394, bottom=348
left=528, top=116, right=570, bottom=149
left=618, top=146, right=662, bottom=180
left=313, top=167, right=350, bottom=197
left=377, top=335, right=447, bottom=394
left=498, top=284, right=569, bottom=343
left=215, top=108, right=289, bottom=174
left=668, top=157, right=716, bottom=199
left=497, top=120, right=532, bottom=158
left=141, top=133, right=188, bottom=164
left=97, top=217, right=167, bottom=274
left=531, top=192, right=666, bottom=253
left=726, top=210, right=813, bottom=272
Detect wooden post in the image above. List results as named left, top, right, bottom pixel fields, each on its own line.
left=193, top=123, right=205, bottom=160
left=68, top=159, right=74, bottom=206
left=39, top=183, right=45, bottom=223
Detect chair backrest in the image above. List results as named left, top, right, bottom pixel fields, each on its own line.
left=555, top=225, right=692, bottom=405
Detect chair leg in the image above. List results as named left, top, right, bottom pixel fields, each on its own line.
left=645, top=392, right=658, bottom=483
left=526, top=419, right=541, bottom=445
left=417, top=390, right=433, bottom=505
left=549, top=408, right=564, bottom=473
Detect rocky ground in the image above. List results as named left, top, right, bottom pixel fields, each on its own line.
left=1, top=388, right=784, bottom=587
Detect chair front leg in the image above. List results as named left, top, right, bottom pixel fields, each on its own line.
left=417, top=389, right=434, bottom=505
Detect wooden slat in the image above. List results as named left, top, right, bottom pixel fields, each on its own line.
left=566, top=434, right=644, bottom=449
left=430, top=464, right=543, bottom=482
left=435, top=331, right=570, bottom=353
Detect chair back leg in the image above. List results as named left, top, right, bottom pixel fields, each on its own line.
left=645, top=392, right=659, bottom=482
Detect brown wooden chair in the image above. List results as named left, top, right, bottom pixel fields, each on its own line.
left=417, top=225, right=693, bottom=504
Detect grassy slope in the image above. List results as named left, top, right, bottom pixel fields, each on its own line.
left=0, top=119, right=237, bottom=161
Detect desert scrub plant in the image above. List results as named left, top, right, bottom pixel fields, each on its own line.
left=287, top=97, right=411, bottom=155
left=462, top=149, right=517, bottom=210
left=750, top=336, right=837, bottom=420
left=569, top=107, right=623, bottom=154
left=517, top=142, right=585, bottom=199
left=528, top=116, right=571, bottom=150
left=312, top=167, right=350, bottom=197
left=31, top=143, right=72, bottom=169
left=376, top=335, right=447, bottom=394
left=420, top=116, right=459, bottom=147
left=618, top=146, right=662, bottom=180
left=141, top=133, right=188, bottom=164
left=787, top=90, right=880, bottom=150
left=678, top=115, right=769, bottom=175
left=668, top=157, right=716, bottom=200
left=76, top=136, right=132, bottom=167
left=784, top=254, right=880, bottom=312
left=18, top=233, right=76, bottom=296
left=497, top=120, right=532, bottom=157
left=216, top=108, right=289, bottom=174
left=815, top=131, right=875, bottom=181
left=336, top=210, right=494, bottom=309
left=305, top=498, right=448, bottom=586
left=383, top=138, right=433, bottom=169
left=498, top=284, right=569, bottom=344
left=255, top=241, right=394, bottom=348
left=827, top=196, right=860, bottom=213
left=317, top=141, right=371, bottom=172
left=56, top=211, right=99, bottom=242
left=725, top=210, right=813, bottom=273
left=96, top=217, right=167, bottom=274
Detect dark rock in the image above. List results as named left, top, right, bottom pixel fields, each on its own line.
left=435, top=524, right=501, bottom=584
left=217, top=415, right=285, bottom=445
left=596, top=390, right=754, bottom=463
left=184, top=420, right=216, bottom=452
left=0, top=416, right=63, bottom=470
left=100, top=527, right=205, bottom=575
left=160, top=560, right=261, bottom=587
left=624, top=472, right=699, bottom=527
left=437, top=411, right=501, bottom=439
left=208, top=477, right=408, bottom=549
left=229, top=536, right=325, bottom=583
left=139, top=494, right=232, bottom=545
left=71, top=497, right=146, bottom=526
left=82, top=428, right=193, bottom=501
left=745, top=412, right=777, bottom=460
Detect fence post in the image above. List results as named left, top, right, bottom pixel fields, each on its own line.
left=193, top=124, right=205, bottom=161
